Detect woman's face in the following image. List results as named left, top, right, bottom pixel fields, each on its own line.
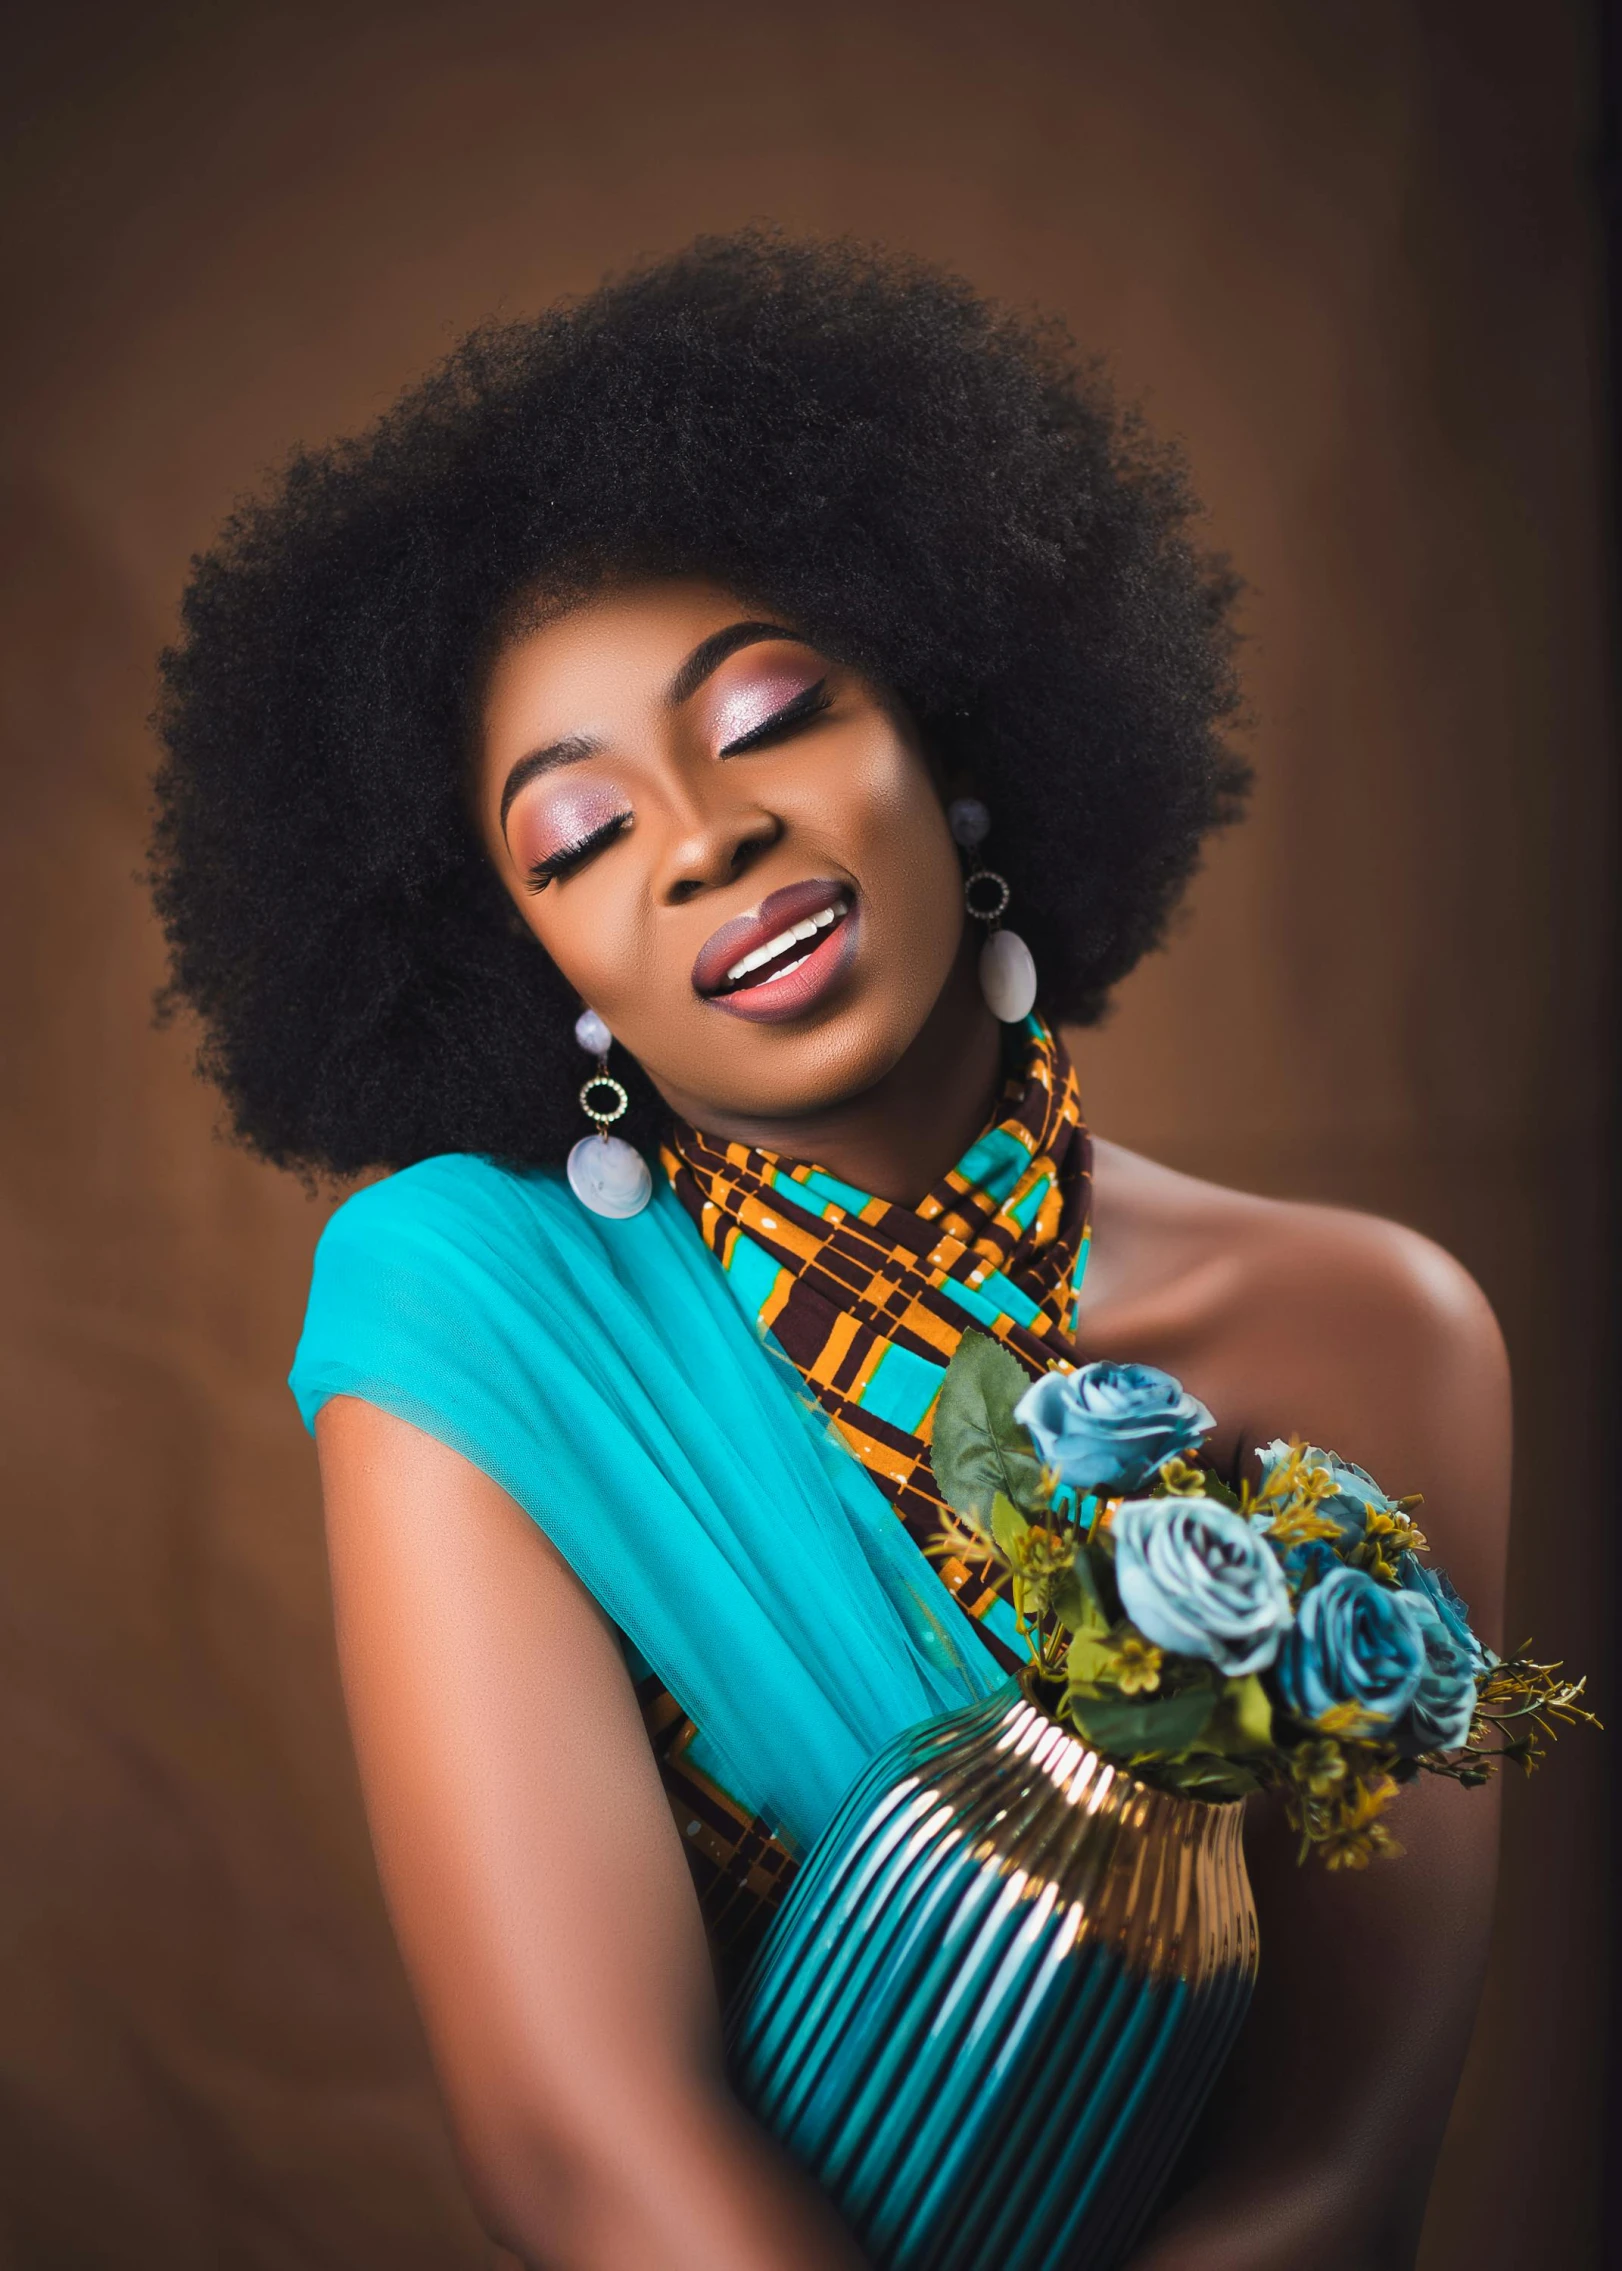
left=476, top=578, right=968, bottom=1129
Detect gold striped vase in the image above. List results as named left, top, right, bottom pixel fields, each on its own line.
left=728, top=1686, right=1258, bottom=2271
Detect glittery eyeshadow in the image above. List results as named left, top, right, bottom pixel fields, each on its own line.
left=707, top=660, right=825, bottom=751
left=511, top=780, right=630, bottom=871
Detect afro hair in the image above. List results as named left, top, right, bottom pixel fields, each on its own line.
left=151, top=229, right=1248, bottom=1177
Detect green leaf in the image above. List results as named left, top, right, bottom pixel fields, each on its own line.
left=1065, top=1627, right=1119, bottom=1686
left=1049, top=1553, right=1107, bottom=1637
left=931, top=1331, right=1045, bottom=1521
left=989, top=1491, right=1030, bottom=1559
left=1062, top=1686, right=1216, bottom=1761
left=1154, top=1755, right=1262, bottom=1801
left=1224, top=1674, right=1274, bottom=1751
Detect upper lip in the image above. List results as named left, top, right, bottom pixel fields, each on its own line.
left=691, top=878, right=853, bottom=998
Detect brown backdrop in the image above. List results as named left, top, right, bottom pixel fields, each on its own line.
left=1, top=4, right=1613, bottom=2265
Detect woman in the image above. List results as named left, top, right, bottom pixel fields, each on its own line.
left=151, top=233, right=1507, bottom=2270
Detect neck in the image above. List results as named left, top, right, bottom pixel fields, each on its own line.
left=672, top=946, right=1005, bottom=1206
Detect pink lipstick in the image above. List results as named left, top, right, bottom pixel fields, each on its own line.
left=692, top=878, right=859, bottom=1025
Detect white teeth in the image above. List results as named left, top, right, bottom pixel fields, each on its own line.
left=755, top=951, right=811, bottom=985
left=724, top=897, right=847, bottom=985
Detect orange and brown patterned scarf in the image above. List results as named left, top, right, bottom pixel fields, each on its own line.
left=661, top=1015, right=1091, bottom=1661
left=640, top=1017, right=1091, bottom=1987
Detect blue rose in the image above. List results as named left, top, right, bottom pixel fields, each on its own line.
left=1283, top=1538, right=1341, bottom=1591
left=1396, top=1552, right=1493, bottom=1678
left=1256, top=1439, right=1401, bottom=1551
left=1016, top=1361, right=1214, bottom=1495
left=1113, top=1495, right=1294, bottom=1677
left=1274, top=1565, right=1425, bottom=1733
left=1391, top=1590, right=1479, bottom=1754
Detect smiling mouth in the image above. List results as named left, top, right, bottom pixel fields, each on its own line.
left=691, top=878, right=859, bottom=1024
left=714, top=897, right=850, bottom=995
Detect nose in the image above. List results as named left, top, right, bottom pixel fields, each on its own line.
left=656, top=797, right=783, bottom=907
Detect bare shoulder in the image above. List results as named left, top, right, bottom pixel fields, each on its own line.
left=1084, top=1139, right=1511, bottom=1612
left=1088, top=1137, right=1503, bottom=1359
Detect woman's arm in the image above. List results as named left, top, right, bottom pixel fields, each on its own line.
left=316, top=1395, right=868, bottom=2271
left=1126, top=1210, right=1511, bottom=2271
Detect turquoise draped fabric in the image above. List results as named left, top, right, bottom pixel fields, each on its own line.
left=290, top=1156, right=1006, bottom=1851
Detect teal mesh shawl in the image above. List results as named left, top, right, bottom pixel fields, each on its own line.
left=290, top=1156, right=1006, bottom=1851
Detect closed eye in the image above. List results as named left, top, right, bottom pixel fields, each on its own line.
left=719, top=678, right=833, bottom=757
left=524, top=810, right=632, bottom=891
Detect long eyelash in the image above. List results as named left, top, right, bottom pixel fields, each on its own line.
left=524, top=811, right=631, bottom=891
left=520, top=682, right=828, bottom=889
left=719, top=678, right=832, bottom=757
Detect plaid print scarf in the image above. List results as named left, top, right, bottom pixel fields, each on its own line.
left=661, top=1016, right=1091, bottom=1667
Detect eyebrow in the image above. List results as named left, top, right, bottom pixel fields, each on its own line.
left=498, top=731, right=603, bottom=834
left=666, top=619, right=804, bottom=707
left=497, top=620, right=806, bottom=837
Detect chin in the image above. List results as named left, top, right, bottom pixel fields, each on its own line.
left=707, top=1011, right=926, bottom=1122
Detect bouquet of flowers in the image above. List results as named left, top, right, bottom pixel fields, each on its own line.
left=929, top=1333, right=1594, bottom=1867
left=731, top=1333, right=1596, bottom=2271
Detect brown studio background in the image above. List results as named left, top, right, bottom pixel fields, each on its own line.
left=0, top=3, right=1614, bottom=2266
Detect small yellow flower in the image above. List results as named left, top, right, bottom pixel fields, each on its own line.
left=1321, top=1819, right=1403, bottom=1870
left=1293, top=1739, right=1348, bottom=1800
left=1350, top=1505, right=1429, bottom=1582
left=1009, top=1524, right=1076, bottom=1577
left=1112, top=1636, right=1163, bottom=1696
left=1253, top=1441, right=1335, bottom=1510
left=1323, top=1816, right=1403, bottom=1868
left=1313, top=1772, right=1403, bottom=1870
left=1004, top=1523, right=1082, bottom=1630
left=1263, top=1502, right=1341, bottom=1553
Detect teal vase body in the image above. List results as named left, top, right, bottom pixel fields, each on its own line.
left=728, top=1688, right=1258, bottom=2271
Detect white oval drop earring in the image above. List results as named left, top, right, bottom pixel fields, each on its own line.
left=947, top=797, right=1038, bottom=1024
left=566, top=1009, right=653, bottom=1219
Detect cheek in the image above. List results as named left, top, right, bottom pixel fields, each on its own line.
left=842, top=741, right=960, bottom=912
left=514, top=841, right=658, bottom=1031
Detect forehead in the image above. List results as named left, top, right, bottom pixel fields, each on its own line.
left=482, top=576, right=773, bottom=741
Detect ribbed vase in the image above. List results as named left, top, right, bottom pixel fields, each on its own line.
left=728, top=1686, right=1258, bottom=2271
